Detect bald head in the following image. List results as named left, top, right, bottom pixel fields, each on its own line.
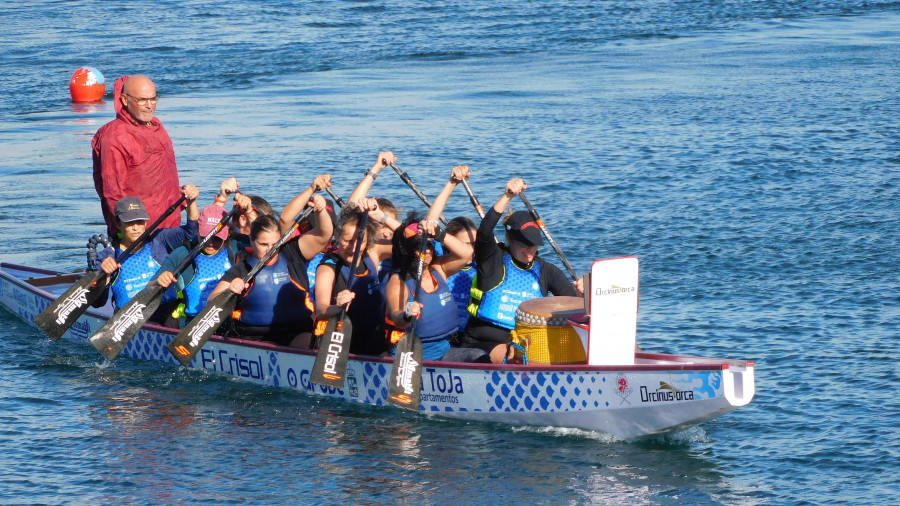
left=123, top=75, right=156, bottom=96
left=121, top=75, right=158, bottom=124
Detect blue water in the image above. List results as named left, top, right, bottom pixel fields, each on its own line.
left=1, top=1, right=899, bottom=503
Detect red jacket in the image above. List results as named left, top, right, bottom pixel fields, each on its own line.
left=92, top=75, right=182, bottom=237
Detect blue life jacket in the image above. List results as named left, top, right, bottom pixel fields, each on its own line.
left=236, top=254, right=311, bottom=326
left=183, top=246, right=232, bottom=316
left=446, top=263, right=476, bottom=331
left=472, top=254, right=541, bottom=330
left=110, top=245, right=159, bottom=309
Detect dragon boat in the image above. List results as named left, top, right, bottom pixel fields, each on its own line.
left=0, top=258, right=755, bottom=439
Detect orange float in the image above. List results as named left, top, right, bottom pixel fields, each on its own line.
left=69, top=67, right=106, bottom=102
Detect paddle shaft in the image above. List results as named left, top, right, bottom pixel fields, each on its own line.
left=407, top=232, right=429, bottom=335
left=168, top=205, right=241, bottom=279
left=324, top=187, right=346, bottom=208
left=332, top=210, right=369, bottom=320
left=461, top=178, right=499, bottom=244
left=389, top=164, right=448, bottom=226
left=518, top=192, right=578, bottom=281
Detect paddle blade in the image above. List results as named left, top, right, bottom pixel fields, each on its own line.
left=310, top=314, right=352, bottom=388
left=387, top=333, right=424, bottom=411
left=166, top=291, right=237, bottom=366
left=34, top=270, right=107, bottom=341
left=88, top=284, right=166, bottom=361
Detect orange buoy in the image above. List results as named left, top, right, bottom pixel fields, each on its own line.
left=69, top=67, right=106, bottom=102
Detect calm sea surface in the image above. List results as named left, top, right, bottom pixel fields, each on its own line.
left=1, top=1, right=898, bottom=504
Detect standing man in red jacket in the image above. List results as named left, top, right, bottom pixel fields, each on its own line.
left=92, top=75, right=182, bottom=238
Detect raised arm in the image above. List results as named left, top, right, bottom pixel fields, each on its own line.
left=347, top=151, right=396, bottom=205
left=296, top=194, right=334, bottom=259
left=426, top=166, right=473, bottom=278
left=280, top=174, right=331, bottom=234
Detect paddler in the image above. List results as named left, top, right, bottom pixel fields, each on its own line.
left=313, top=198, right=391, bottom=356
left=460, top=178, right=584, bottom=363
left=148, top=187, right=254, bottom=326
left=384, top=165, right=489, bottom=363
left=208, top=188, right=333, bottom=348
left=92, top=187, right=200, bottom=326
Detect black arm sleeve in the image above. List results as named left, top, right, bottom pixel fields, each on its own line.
left=474, top=208, right=505, bottom=290
left=541, top=259, right=577, bottom=296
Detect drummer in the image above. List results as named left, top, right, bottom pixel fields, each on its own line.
left=384, top=165, right=488, bottom=363
left=208, top=191, right=333, bottom=348
left=461, top=178, right=584, bottom=363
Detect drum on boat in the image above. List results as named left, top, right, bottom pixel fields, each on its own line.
left=511, top=296, right=587, bottom=365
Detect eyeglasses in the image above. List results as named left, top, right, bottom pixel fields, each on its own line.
left=124, top=93, right=159, bottom=106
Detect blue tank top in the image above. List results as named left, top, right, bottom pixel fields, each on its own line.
left=405, top=270, right=459, bottom=343
left=183, top=246, right=232, bottom=316
left=110, top=244, right=159, bottom=309
left=446, top=263, right=476, bottom=331
left=237, top=254, right=311, bottom=326
left=475, top=254, right=542, bottom=330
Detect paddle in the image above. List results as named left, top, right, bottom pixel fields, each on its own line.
left=324, top=187, right=346, bottom=209
left=166, top=207, right=315, bottom=366
left=309, top=210, right=369, bottom=388
left=518, top=192, right=578, bottom=281
left=387, top=232, right=429, bottom=410
left=461, top=178, right=500, bottom=245
left=389, top=163, right=448, bottom=225
left=34, top=195, right=187, bottom=341
left=460, top=179, right=486, bottom=219
left=89, top=205, right=241, bottom=361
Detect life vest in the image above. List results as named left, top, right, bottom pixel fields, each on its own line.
left=306, top=252, right=325, bottom=306
left=314, top=256, right=385, bottom=355
left=183, top=246, right=232, bottom=316
left=110, top=244, right=159, bottom=309
left=386, top=269, right=456, bottom=361
left=446, top=263, right=476, bottom=331
left=470, top=254, right=542, bottom=330
left=234, top=254, right=312, bottom=326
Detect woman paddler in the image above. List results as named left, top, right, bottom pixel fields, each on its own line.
left=313, top=198, right=392, bottom=356
left=384, top=165, right=489, bottom=363
left=92, top=186, right=200, bottom=326
left=460, top=178, right=584, bottom=363
left=208, top=192, right=333, bottom=348
left=149, top=189, right=254, bottom=326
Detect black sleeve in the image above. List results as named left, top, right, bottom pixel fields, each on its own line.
left=474, top=208, right=505, bottom=290
left=541, top=259, right=576, bottom=296
left=220, top=261, right=249, bottom=285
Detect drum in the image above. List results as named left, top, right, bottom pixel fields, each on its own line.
left=511, top=296, right=587, bottom=365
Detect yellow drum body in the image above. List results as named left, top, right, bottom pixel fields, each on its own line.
left=512, top=296, right=586, bottom=365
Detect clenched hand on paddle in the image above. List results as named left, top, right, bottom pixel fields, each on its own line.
left=33, top=194, right=188, bottom=341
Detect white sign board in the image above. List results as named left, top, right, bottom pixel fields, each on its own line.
left=588, top=257, right=638, bottom=366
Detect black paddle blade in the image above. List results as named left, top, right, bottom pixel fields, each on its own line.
left=387, top=333, right=424, bottom=410
left=166, top=291, right=237, bottom=366
left=310, top=314, right=353, bottom=388
left=33, top=270, right=108, bottom=341
left=88, top=284, right=166, bottom=361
